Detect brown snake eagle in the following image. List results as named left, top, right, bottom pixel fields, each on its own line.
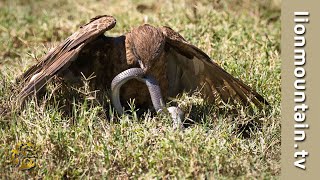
left=17, top=15, right=269, bottom=114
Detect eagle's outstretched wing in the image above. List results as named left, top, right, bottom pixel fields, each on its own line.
left=18, top=15, right=116, bottom=103
left=160, top=26, right=268, bottom=108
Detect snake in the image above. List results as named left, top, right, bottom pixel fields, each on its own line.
left=111, top=68, right=184, bottom=129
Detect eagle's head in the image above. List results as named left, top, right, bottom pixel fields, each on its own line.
left=128, top=24, right=165, bottom=73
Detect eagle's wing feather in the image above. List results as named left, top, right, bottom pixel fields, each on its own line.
left=18, top=15, right=116, bottom=102
left=160, top=26, right=268, bottom=108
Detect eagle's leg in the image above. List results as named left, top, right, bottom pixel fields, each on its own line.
left=111, top=68, right=184, bottom=129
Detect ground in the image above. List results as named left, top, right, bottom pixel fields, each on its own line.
left=0, top=0, right=280, bottom=178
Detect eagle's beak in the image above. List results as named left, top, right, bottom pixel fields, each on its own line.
left=137, top=59, right=148, bottom=72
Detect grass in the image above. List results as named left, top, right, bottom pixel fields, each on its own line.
left=0, top=0, right=281, bottom=178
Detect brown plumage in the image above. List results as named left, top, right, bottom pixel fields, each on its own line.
left=18, top=15, right=268, bottom=110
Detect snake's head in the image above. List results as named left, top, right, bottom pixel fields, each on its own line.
left=167, top=106, right=185, bottom=130
left=130, top=24, right=166, bottom=73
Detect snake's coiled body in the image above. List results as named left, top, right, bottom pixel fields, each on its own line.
left=111, top=68, right=165, bottom=114
left=111, top=68, right=184, bottom=129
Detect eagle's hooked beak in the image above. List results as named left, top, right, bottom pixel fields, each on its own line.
left=137, top=59, right=149, bottom=73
